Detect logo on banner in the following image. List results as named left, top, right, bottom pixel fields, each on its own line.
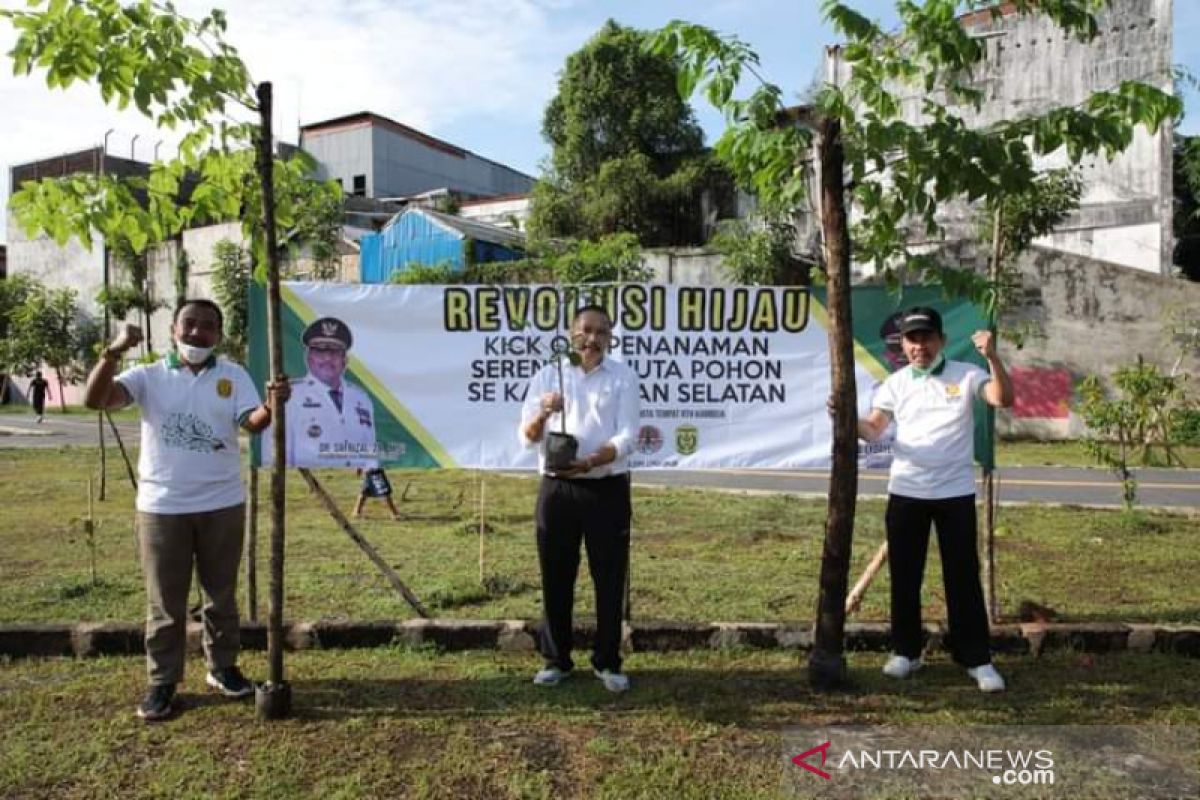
left=675, top=424, right=699, bottom=455
left=216, top=378, right=232, bottom=398
left=637, top=425, right=663, bottom=454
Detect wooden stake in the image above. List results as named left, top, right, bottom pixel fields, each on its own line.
left=299, top=468, right=429, bottom=618
left=105, top=410, right=137, bottom=490
left=86, top=477, right=97, bottom=587
left=478, top=473, right=486, bottom=585
left=845, top=541, right=888, bottom=616
left=246, top=466, right=259, bottom=622
left=97, top=412, right=107, bottom=501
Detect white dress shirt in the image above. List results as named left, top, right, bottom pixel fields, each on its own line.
left=519, top=356, right=641, bottom=477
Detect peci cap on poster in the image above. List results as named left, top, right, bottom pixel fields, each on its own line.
left=303, top=317, right=353, bottom=350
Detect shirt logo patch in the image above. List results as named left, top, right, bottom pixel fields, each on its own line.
left=307, top=424, right=323, bottom=438
left=356, top=406, right=372, bottom=426
left=303, top=398, right=322, bottom=408
left=216, top=378, right=233, bottom=398
left=944, top=383, right=962, bottom=399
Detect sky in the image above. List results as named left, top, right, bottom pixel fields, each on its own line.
left=3, top=0, right=1200, bottom=244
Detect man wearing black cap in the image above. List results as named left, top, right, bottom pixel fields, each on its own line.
left=283, top=316, right=378, bottom=468
left=854, top=306, right=1013, bottom=692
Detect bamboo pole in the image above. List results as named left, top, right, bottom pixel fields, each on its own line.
left=845, top=541, right=888, bottom=616
left=86, top=477, right=97, bottom=586
left=983, top=207, right=1003, bottom=623
left=477, top=473, right=486, bottom=585
left=299, top=469, right=429, bottom=618
left=105, top=410, right=137, bottom=490
left=246, top=466, right=259, bottom=622
left=97, top=411, right=107, bottom=501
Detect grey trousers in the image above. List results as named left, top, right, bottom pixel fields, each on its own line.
left=136, top=504, right=245, bottom=686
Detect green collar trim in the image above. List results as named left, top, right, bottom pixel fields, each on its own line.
left=166, top=351, right=217, bottom=370
left=910, top=353, right=946, bottom=378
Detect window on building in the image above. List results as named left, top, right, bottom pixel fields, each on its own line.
left=352, top=174, right=366, bottom=197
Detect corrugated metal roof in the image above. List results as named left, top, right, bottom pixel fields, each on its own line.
left=300, top=111, right=535, bottom=181
left=384, top=207, right=525, bottom=249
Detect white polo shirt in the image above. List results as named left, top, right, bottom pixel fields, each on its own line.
left=872, top=358, right=990, bottom=499
left=519, top=357, right=641, bottom=477
left=117, top=354, right=261, bottom=514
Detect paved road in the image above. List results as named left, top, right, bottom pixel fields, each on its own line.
left=633, top=466, right=1200, bottom=510
left=0, top=412, right=140, bottom=449
left=3, top=413, right=1197, bottom=510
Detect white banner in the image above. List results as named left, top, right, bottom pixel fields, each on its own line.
left=254, top=282, right=885, bottom=470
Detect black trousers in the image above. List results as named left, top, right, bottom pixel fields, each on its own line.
left=535, top=474, right=630, bottom=673
left=885, top=493, right=991, bottom=668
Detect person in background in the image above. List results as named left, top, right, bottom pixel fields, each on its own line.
left=28, top=370, right=50, bottom=422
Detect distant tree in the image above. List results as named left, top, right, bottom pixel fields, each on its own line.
left=210, top=239, right=251, bottom=361
left=708, top=218, right=805, bottom=285
left=531, top=20, right=725, bottom=246
left=977, top=168, right=1083, bottom=344
left=3, top=282, right=100, bottom=410
left=174, top=248, right=190, bottom=310
left=97, top=234, right=164, bottom=354
left=388, top=233, right=649, bottom=285
left=1173, top=134, right=1200, bottom=281
left=545, top=20, right=704, bottom=183
left=0, top=275, right=41, bottom=401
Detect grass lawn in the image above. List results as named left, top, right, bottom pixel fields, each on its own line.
left=2, top=447, right=1198, bottom=627
left=2, top=648, right=1198, bottom=799
left=997, top=438, right=1200, bottom=468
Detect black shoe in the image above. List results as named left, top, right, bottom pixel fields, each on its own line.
left=136, top=684, right=176, bottom=721
left=206, top=666, right=256, bottom=699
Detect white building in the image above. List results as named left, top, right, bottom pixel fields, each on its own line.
left=299, top=111, right=534, bottom=201
left=820, top=0, right=1174, bottom=276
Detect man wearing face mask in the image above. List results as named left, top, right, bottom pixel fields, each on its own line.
left=280, top=316, right=378, bottom=469
left=854, top=307, right=1014, bottom=693
left=85, top=299, right=287, bottom=721
left=518, top=305, right=641, bottom=693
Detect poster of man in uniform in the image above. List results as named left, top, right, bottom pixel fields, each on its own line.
left=248, top=282, right=990, bottom=472
left=260, top=316, right=380, bottom=468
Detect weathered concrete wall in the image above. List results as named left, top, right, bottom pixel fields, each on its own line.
left=827, top=0, right=1174, bottom=275
left=5, top=221, right=105, bottom=312
left=999, top=246, right=1200, bottom=437
left=642, top=248, right=728, bottom=285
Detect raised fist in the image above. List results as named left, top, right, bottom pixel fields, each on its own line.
left=110, top=324, right=143, bottom=354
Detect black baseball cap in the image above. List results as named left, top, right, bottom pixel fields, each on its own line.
left=898, top=307, right=943, bottom=336
left=303, top=317, right=353, bottom=350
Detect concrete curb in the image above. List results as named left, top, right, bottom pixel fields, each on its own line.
left=2, top=620, right=1199, bottom=661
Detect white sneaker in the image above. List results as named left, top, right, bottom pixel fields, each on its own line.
left=533, top=666, right=570, bottom=686
left=967, top=663, right=1006, bottom=693
left=593, top=669, right=630, bottom=693
left=882, top=654, right=922, bottom=679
